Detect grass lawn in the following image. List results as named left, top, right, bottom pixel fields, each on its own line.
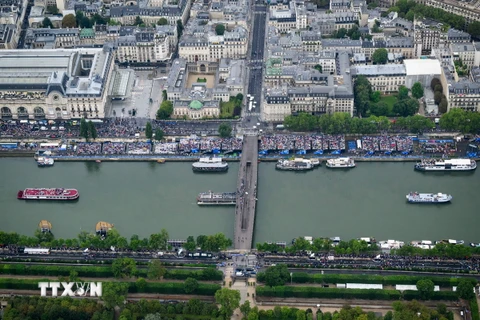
left=379, top=95, right=397, bottom=108
left=197, top=78, right=207, bottom=83
left=220, top=100, right=235, bottom=118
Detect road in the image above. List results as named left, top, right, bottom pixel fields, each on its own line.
left=16, top=0, right=33, bottom=49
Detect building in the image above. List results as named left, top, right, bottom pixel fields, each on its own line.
left=0, top=48, right=117, bottom=120
left=416, top=0, right=480, bottom=25
left=164, top=58, right=245, bottom=119
left=447, top=81, right=480, bottom=112
left=450, top=43, right=476, bottom=70
left=413, top=20, right=446, bottom=56
left=351, top=64, right=406, bottom=94
left=404, top=59, right=442, bottom=89
left=0, top=23, right=17, bottom=49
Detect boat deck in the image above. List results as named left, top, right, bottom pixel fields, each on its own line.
left=24, top=188, right=77, bottom=197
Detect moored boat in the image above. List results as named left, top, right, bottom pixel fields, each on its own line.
left=197, top=191, right=236, bottom=205
left=276, top=158, right=314, bottom=171
left=406, top=192, right=452, bottom=203
left=379, top=239, right=405, bottom=250
left=96, top=221, right=114, bottom=237
left=17, top=188, right=79, bottom=201
left=37, top=157, right=54, bottom=167
left=326, top=157, right=355, bottom=168
left=192, top=157, right=228, bottom=172
left=38, top=220, right=52, bottom=233
left=414, top=158, right=476, bottom=171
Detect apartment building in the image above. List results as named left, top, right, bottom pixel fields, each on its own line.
left=416, top=0, right=480, bottom=24
left=0, top=23, right=17, bottom=49
left=450, top=43, right=476, bottom=70
left=116, top=27, right=172, bottom=63
left=351, top=64, right=407, bottom=94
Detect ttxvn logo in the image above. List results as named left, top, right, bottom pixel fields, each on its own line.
left=38, top=282, right=102, bottom=297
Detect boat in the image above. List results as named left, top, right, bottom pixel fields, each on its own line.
left=157, top=158, right=165, bottom=163
left=38, top=220, right=52, bottom=233
left=436, top=239, right=464, bottom=245
left=37, top=157, right=54, bottom=167
left=95, top=160, right=102, bottom=163
left=17, top=188, right=79, bottom=201
left=197, top=191, right=236, bottom=205
left=276, top=158, right=314, bottom=171
left=96, top=221, right=114, bottom=237
left=192, top=157, right=228, bottom=172
left=326, top=157, right=356, bottom=168
left=414, top=158, right=476, bottom=171
left=379, top=239, right=405, bottom=250
left=406, top=192, right=452, bottom=203
left=310, top=158, right=322, bottom=167
left=358, top=237, right=376, bottom=245
left=411, top=240, right=434, bottom=249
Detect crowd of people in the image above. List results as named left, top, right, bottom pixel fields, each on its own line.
left=76, top=143, right=102, bottom=155
left=419, top=140, right=457, bottom=154
left=260, top=135, right=346, bottom=151
left=102, top=142, right=126, bottom=155
left=127, top=142, right=152, bottom=155
left=154, top=142, right=178, bottom=154
left=359, top=136, right=414, bottom=152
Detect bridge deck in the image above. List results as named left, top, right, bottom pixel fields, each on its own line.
left=234, top=135, right=258, bottom=250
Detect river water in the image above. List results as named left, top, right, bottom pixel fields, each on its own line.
left=0, top=158, right=479, bottom=244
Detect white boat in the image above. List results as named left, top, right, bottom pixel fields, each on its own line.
left=326, top=157, right=355, bottom=168
left=414, top=159, right=476, bottom=171
left=406, top=192, right=452, bottom=203
left=411, top=240, right=434, bottom=249
left=192, top=157, right=228, bottom=172
left=37, top=157, right=54, bottom=167
left=276, top=158, right=314, bottom=171
left=379, top=239, right=405, bottom=250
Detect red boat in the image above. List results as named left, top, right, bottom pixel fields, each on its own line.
left=17, top=188, right=79, bottom=201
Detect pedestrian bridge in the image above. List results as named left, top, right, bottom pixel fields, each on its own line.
left=234, top=135, right=258, bottom=250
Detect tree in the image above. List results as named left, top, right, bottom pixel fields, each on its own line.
left=457, top=279, right=475, bottom=300
left=156, top=100, right=173, bottom=119
left=184, top=277, right=199, bottom=293
left=80, top=118, right=89, bottom=141
left=398, top=85, right=409, bottom=100
left=439, top=98, right=448, bottom=114
left=88, top=121, right=97, bottom=140
left=46, top=5, right=59, bottom=14
left=62, top=14, right=76, bottom=28
left=80, top=16, right=92, bottom=28
left=240, top=301, right=252, bottom=318
left=102, top=282, right=129, bottom=309
left=136, top=277, right=147, bottom=290
left=144, top=313, right=163, bottom=320
left=147, top=259, right=166, bottom=279
left=434, top=84, right=443, bottom=94
left=416, top=279, right=435, bottom=299
left=372, top=48, right=388, bottom=64
left=431, top=78, right=441, bottom=91
left=145, top=122, right=153, bottom=139
left=215, top=24, right=226, bottom=35
left=354, top=75, right=373, bottom=116
left=370, top=91, right=381, bottom=103
left=264, top=264, right=291, bottom=287
left=134, top=16, right=144, bottom=26
left=313, top=64, right=323, bottom=73
left=157, top=18, right=168, bottom=25
left=368, top=102, right=392, bottom=117
left=215, top=288, right=241, bottom=319
left=333, top=28, right=347, bottom=38
left=112, top=257, right=138, bottom=278
left=154, top=128, right=164, bottom=141
left=411, top=82, right=424, bottom=99
left=184, top=236, right=196, bottom=251
left=199, top=233, right=232, bottom=252
left=468, top=21, right=480, bottom=38
left=218, top=123, right=232, bottom=138
left=434, top=91, right=443, bottom=105
left=393, top=97, right=419, bottom=117
left=162, top=90, right=167, bottom=101
left=42, top=17, right=54, bottom=28
left=149, top=229, right=169, bottom=250
left=235, top=93, right=244, bottom=102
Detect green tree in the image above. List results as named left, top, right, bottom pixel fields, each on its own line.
left=215, top=288, right=241, bottom=319
left=80, top=16, right=92, bottom=28
left=136, top=277, right=147, bottom=290
left=218, top=123, right=232, bottom=137
left=431, top=78, right=442, bottom=91
left=372, top=48, right=388, bottom=64
left=398, top=85, right=409, bottom=100
left=42, top=17, right=54, bottom=28
left=368, top=102, right=392, bottom=117
left=354, top=75, right=373, bottom=116
left=147, top=259, right=166, bottom=280
left=88, top=121, right=97, bottom=140
left=184, top=277, right=199, bottom=293
left=154, top=128, right=164, bottom=141
left=149, top=228, right=169, bottom=250
left=370, top=91, right=381, bottom=103
left=162, top=90, right=167, bottom=101
left=134, top=16, right=144, bottom=26
left=235, top=93, right=244, bottom=102
left=62, top=14, right=76, bottom=28
left=215, top=24, right=226, bottom=35
left=80, top=118, right=89, bottom=141
left=112, top=257, right=138, bottom=278
left=184, top=236, right=196, bottom=251
left=34, top=229, right=54, bottom=243
left=468, top=21, right=480, bottom=38
left=156, top=100, right=174, bottom=119
left=145, top=122, right=153, bottom=139
left=416, top=279, right=435, bottom=300
left=157, top=18, right=168, bottom=25
left=264, top=264, right=291, bottom=287
left=101, top=282, right=129, bottom=309
left=144, top=313, right=163, bottom=320
left=69, top=270, right=79, bottom=282
left=240, top=301, right=252, bottom=318
left=313, top=64, right=323, bottom=73
left=411, top=82, right=424, bottom=99
left=46, top=5, right=59, bottom=14
left=434, top=91, right=443, bottom=104
left=393, top=97, right=419, bottom=117
left=457, top=279, right=475, bottom=300
left=296, top=309, right=307, bottom=320
left=333, top=28, right=348, bottom=38
left=439, top=98, right=448, bottom=114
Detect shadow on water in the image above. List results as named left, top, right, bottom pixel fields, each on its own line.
left=148, top=162, right=157, bottom=171
left=21, top=198, right=80, bottom=205
left=415, top=170, right=476, bottom=177
left=85, top=161, right=101, bottom=173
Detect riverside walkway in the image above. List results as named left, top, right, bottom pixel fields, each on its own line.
left=234, top=135, right=259, bottom=250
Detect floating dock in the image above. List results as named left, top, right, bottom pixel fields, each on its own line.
left=197, top=191, right=237, bottom=205
left=38, top=220, right=52, bottom=233
left=96, top=221, right=114, bottom=236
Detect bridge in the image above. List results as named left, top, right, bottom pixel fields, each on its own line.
left=234, top=134, right=259, bottom=250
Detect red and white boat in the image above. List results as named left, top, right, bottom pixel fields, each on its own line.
left=17, top=188, right=79, bottom=201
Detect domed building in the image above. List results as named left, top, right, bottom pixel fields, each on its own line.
left=173, top=99, right=220, bottom=119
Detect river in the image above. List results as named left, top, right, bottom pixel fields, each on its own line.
left=0, top=158, right=479, bottom=244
